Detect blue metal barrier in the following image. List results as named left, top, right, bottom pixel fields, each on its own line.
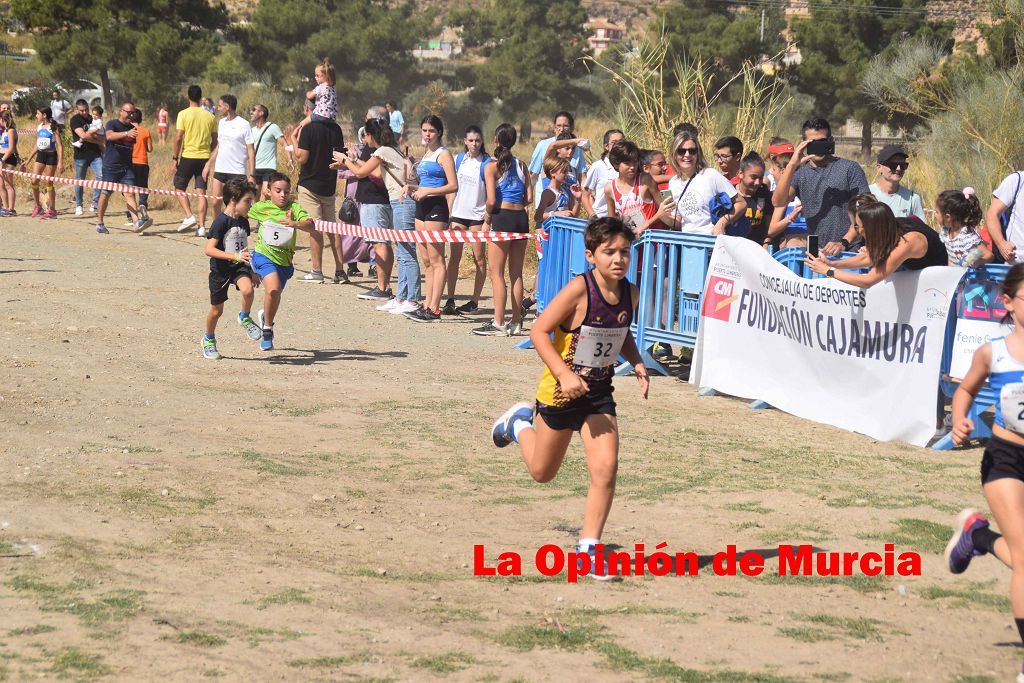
left=932, top=264, right=1011, bottom=450
left=625, top=230, right=717, bottom=375
left=534, top=216, right=590, bottom=316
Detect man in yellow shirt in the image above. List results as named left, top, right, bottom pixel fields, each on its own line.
left=173, top=85, right=217, bottom=236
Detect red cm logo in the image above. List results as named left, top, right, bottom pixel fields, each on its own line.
left=703, top=276, right=739, bottom=321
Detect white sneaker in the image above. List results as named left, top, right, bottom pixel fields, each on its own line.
left=74, top=206, right=83, bottom=216
left=376, top=298, right=400, bottom=312
left=89, top=204, right=96, bottom=213
left=196, top=226, right=206, bottom=238
left=390, top=300, right=419, bottom=315
left=257, top=309, right=265, bottom=330
left=178, top=215, right=198, bottom=232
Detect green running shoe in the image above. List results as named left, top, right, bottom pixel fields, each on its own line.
left=238, top=312, right=261, bottom=340
left=201, top=337, right=222, bottom=360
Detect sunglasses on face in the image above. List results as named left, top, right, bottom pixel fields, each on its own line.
left=883, top=161, right=909, bottom=171
left=676, top=147, right=698, bottom=157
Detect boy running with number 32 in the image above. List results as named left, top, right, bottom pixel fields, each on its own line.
left=491, top=217, right=650, bottom=580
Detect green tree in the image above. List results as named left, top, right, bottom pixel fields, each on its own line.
left=448, top=0, right=590, bottom=127
left=657, top=0, right=787, bottom=77
left=10, top=0, right=229, bottom=108
left=790, top=0, right=946, bottom=153
left=243, top=0, right=428, bottom=121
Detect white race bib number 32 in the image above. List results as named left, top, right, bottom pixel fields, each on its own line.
left=261, top=220, right=293, bottom=247
left=573, top=325, right=628, bottom=368
left=1001, top=382, right=1024, bottom=433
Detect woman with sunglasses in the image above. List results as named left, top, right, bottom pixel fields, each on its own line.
left=805, top=194, right=946, bottom=287
left=666, top=130, right=745, bottom=234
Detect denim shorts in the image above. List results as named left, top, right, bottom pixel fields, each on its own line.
left=251, top=251, right=294, bottom=289
left=360, top=202, right=393, bottom=244
left=101, top=165, right=135, bottom=195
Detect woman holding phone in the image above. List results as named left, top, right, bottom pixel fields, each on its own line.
left=805, top=194, right=947, bottom=287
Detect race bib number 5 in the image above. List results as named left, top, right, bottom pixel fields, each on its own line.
left=261, top=219, right=294, bottom=247
left=573, top=325, right=628, bottom=368
left=1001, top=382, right=1024, bottom=433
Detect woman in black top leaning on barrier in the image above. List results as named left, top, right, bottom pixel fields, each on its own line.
left=805, top=194, right=948, bottom=288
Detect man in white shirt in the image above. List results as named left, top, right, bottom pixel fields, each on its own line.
left=50, top=90, right=72, bottom=129
left=204, top=94, right=255, bottom=215
left=987, top=170, right=1024, bottom=262
left=581, top=129, right=625, bottom=217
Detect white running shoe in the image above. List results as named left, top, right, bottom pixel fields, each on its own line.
left=390, top=300, right=419, bottom=315
left=74, top=206, right=83, bottom=216
left=376, top=298, right=400, bottom=312
left=257, top=309, right=265, bottom=330
left=177, top=215, right=197, bottom=233
left=196, top=226, right=207, bottom=238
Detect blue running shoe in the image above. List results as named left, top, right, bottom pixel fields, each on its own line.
left=96, top=223, right=109, bottom=234
left=491, top=401, right=533, bottom=448
left=945, top=508, right=989, bottom=574
left=260, top=326, right=274, bottom=351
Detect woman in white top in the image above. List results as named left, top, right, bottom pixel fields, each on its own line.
left=667, top=130, right=745, bottom=234
left=444, top=125, right=491, bottom=315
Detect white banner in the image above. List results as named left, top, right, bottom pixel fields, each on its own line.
left=950, top=319, right=1012, bottom=379
left=691, top=237, right=966, bottom=446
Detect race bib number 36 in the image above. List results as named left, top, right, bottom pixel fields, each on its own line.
left=261, top=220, right=294, bottom=247
left=1001, top=382, right=1024, bottom=433
left=573, top=325, right=628, bottom=368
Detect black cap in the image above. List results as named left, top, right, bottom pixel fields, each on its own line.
left=877, top=144, right=908, bottom=164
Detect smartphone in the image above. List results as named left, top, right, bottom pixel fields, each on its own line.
left=805, top=138, right=834, bottom=157
left=808, top=234, right=819, bottom=258
left=660, top=189, right=673, bottom=202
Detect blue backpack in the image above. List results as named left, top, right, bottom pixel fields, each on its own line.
left=455, top=152, right=491, bottom=180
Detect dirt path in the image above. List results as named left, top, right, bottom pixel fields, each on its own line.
left=0, top=209, right=1016, bottom=682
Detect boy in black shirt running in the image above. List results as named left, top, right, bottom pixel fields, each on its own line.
left=202, top=178, right=262, bottom=359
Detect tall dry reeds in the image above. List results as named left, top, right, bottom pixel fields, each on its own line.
left=584, top=29, right=791, bottom=156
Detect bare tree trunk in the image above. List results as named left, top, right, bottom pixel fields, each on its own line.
left=100, top=67, right=112, bottom=111
left=860, top=115, right=874, bottom=158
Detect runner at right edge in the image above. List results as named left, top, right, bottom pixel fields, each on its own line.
left=490, top=216, right=649, bottom=580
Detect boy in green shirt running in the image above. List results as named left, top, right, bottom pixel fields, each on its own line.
left=249, top=172, right=316, bottom=350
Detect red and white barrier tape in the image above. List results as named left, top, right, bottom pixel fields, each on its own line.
left=0, top=167, right=533, bottom=243
left=0, top=167, right=219, bottom=201
left=313, top=220, right=530, bottom=243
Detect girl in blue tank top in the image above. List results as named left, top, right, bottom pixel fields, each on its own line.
left=26, top=106, right=62, bottom=220
left=947, top=264, right=1024, bottom=672
left=0, top=110, right=17, bottom=216
left=405, top=114, right=457, bottom=323
left=475, top=123, right=533, bottom=337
